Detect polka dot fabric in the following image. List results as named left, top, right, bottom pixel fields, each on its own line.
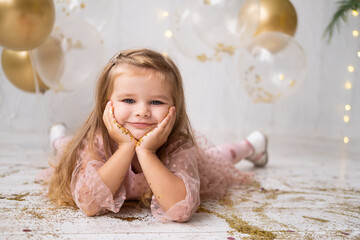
left=40, top=132, right=253, bottom=222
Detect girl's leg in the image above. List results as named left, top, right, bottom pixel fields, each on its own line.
left=49, top=123, right=67, bottom=153
left=217, top=140, right=254, bottom=164
left=217, top=131, right=269, bottom=167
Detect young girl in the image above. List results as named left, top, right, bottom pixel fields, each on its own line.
left=44, top=48, right=268, bottom=223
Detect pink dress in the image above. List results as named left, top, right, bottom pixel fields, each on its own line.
left=40, top=133, right=253, bottom=222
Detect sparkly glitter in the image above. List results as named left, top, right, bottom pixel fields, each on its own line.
left=197, top=206, right=276, bottom=239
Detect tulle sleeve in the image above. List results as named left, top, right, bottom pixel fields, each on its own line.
left=70, top=136, right=127, bottom=216
left=150, top=139, right=201, bottom=222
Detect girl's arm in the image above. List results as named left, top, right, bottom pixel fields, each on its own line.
left=136, top=150, right=186, bottom=211
left=97, top=144, right=135, bottom=196
left=73, top=101, right=137, bottom=217
left=135, top=107, right=186, bottom=211
left=98, top=101, right=137, bottom=195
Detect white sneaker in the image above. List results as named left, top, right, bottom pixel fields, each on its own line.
left=245, top=131, right=268, bottom=167
left=49, top=123, right=67, bottom=152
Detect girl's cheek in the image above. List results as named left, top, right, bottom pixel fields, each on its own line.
left=158, top=107, right=171, bottom=121
left=113, top=110, right=123, bottom=124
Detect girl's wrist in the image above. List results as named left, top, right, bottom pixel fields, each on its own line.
left=116, top=141, right=136, bottom=152
left=136, top=148, right=157, bottom=159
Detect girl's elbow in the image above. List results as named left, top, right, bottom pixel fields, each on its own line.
left=83, top=209, right=98, bottom=217
left=79, top=203, right=102, bottom=217
left=171, top=211, right=194, bottom=223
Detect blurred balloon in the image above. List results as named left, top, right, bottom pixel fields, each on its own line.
left=0, top=0, right=55, bottom=51
left=1, top=49, right=49, bottom=93
left=32, top=36, right=65, bottom=90
left=34, top=16, right=105, bottom=91
left=250, top=31, right=290, bottom=54
left=170, top=1, right=222, bottom=62
left=239, top=32, right=306, bottom=103
left=171, top=1, right=240, bottom=62
left=191, top=0, right=260, bottom=50
left=254, top=0, right=297, bottom=36
left=54, top=0, right=117, bottom=33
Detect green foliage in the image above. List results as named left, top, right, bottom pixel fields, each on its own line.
left=323, top=0, right=360, bottom=43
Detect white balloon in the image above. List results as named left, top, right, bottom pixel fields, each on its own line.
left=239, top=32, right=306, bottom=103
left=191, top=0, right=260, bottom=50
left=54, top=0, right=117, bottom=33
left=34, top=16, right=105, bottom=91
left=170, top=1, right=220, bottom=62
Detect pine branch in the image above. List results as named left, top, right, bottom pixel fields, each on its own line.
left=323, top=0, right=360, bottom=43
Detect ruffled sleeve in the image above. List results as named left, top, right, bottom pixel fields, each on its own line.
left=150, top=139, right=201, bottom=222
left=70, top=135, right=127, bottom=216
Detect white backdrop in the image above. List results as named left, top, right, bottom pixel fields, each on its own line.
left=0, top=0, right=359, bottom=147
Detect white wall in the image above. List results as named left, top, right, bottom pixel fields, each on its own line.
left=0, top=0, right=359, bottom=147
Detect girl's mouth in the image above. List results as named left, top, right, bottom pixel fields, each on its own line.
left=128, top=122, right=155, bottom=129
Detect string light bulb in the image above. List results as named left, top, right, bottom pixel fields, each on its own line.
left=343, top=115, right=350, bottom=123
left=348, top=65, right=355, bottom=72
left=345, top=82, right=352, bottom=89
left=164, top=30, right=172, bottom=38
left=352, top=30, right=359, bottom=37
left=278, top=74, right=285, bottom=81
left=357, top=51, right=360, bottom=58
left=345, top=105, right=351, bottom=111
left=353, top=10, right=359, bottom=16
left=343, top=137, right=349, bottom=144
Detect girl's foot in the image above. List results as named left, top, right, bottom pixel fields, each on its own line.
left=49, top=123, right=67, bottom=152
left=245, top=131, right=268, bottom=167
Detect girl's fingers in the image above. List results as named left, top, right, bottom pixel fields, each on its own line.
left=103, top=101, right=111, bottom=126
left=104, top=101, right=119, bottom=130
left=164, top=106, right=176, bottom=132
left=158, top=106, right=176, bottom=134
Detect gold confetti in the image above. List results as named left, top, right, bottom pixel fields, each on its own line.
left=216, top=43, right=235, bottom=56
left=255, top=75, right=262, bottom=84
left=289, top=80, right=296, bottom=87
left=80, top=2, right=86, bottom=9
left=197, top=54, right=208, bottom=62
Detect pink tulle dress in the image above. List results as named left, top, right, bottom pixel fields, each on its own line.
left=39, top=133, right=253, bottom=222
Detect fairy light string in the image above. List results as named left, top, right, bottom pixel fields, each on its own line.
left=343, top=9, right=358, bottom=144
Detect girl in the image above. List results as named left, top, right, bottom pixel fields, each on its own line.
left=44, top=48, right=268, bottom=223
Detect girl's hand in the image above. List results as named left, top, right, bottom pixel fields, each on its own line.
left=136, top=106, right=176, bottom=154
left=103, top=101, right=137, bottom=148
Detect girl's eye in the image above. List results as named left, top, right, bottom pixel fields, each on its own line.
left=151, top=100, right=163, bottom=105
left=123, top=99, right=135, bottom=104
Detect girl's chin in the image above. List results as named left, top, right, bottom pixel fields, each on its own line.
left=129, top=130, right=147, bottom=140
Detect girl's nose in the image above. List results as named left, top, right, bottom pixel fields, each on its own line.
left=135, top=103, right=150, bottom=117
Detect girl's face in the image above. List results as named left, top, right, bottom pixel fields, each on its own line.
left=109, top=65, right=174, bottom=140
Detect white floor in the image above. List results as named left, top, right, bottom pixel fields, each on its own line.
left=0, top=131, right=359, bottom=240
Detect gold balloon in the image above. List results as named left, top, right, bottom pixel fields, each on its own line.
left=1, top=49, right=49, bottom=93
left=254, top=0, right=297, bottom=36
left=0, top=0, right=55, bottom=51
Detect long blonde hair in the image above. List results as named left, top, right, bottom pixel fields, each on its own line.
left=48, top=48, right=195, bottom=207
